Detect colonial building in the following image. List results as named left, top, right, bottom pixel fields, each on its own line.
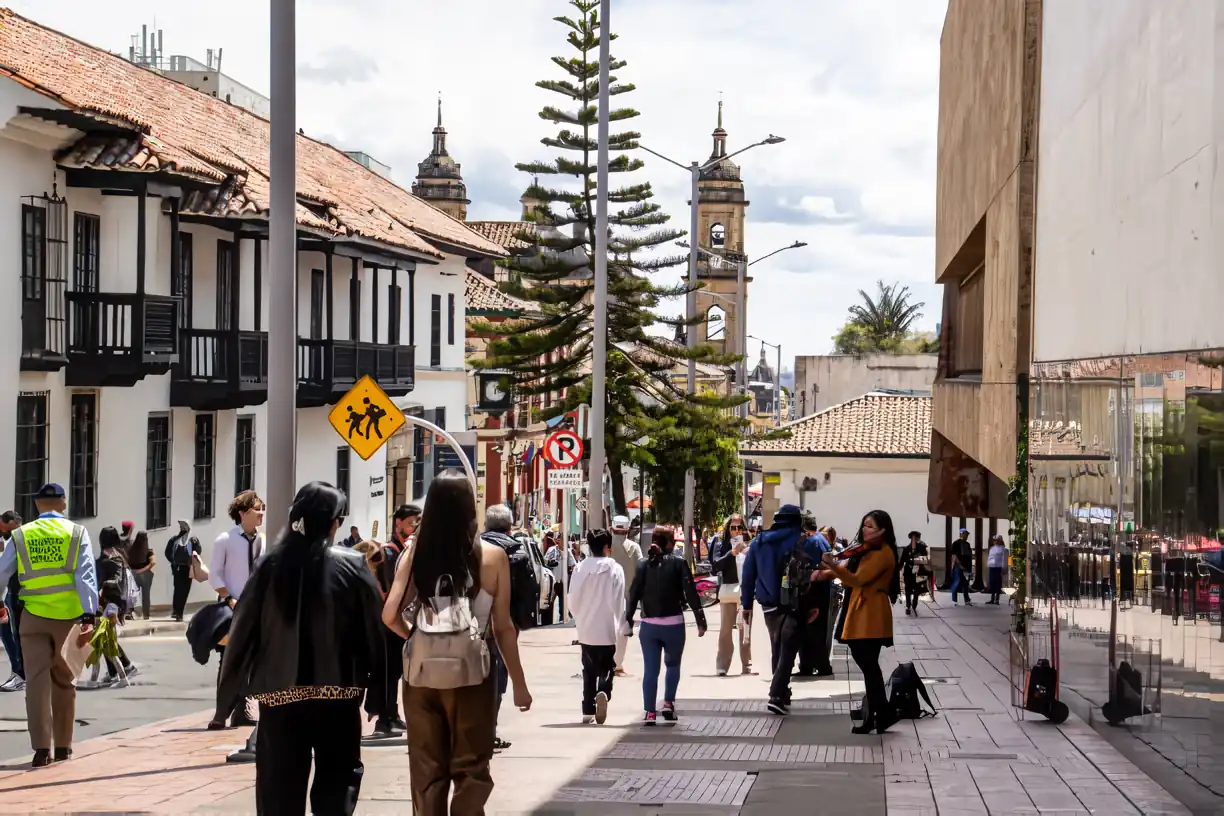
left=1, top=10, right=500, bottom=608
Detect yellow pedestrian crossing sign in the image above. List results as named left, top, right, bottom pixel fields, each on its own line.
left=328, top=375, right=406, bottom=461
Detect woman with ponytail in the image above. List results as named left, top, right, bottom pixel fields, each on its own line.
left=217, top=481, right=386, bottom=816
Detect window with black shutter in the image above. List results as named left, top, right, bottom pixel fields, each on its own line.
left=69, top=393, right=98, bottom=519
left=216, top=240, right=235, bottom=331
left=175, top=232, right=194, bottom=328
left=72, top=213, right=100, bottom=292
left=349, top=276, right=361, bottom=341
left=146, top=415, right=172, bottom=530
left=412, top=426, right=426, bottom=499
left=388, top=284, right=402, bottom=345
left=193, top=414, right=215, bottom=520
left=235, top=415, right=255, bottom=493
left=447, top=293, right=455, bottom=345
left=336, top=447, right=351, bottom=500
left=430, top=294, right=441, bottom=366
left=14, top=394, right=48, bottom=522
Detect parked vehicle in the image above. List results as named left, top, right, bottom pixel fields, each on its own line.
left=513, top=531, right=556, bottom=625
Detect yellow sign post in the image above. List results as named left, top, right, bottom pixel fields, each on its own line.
left=327, top=375, right=406, bottom=461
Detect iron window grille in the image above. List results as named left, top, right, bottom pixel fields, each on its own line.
left=193, top=413, right=216, bottom=520
left=146, top=414, right=172, bottom=530
left=69, top=392, right=98, bottom=519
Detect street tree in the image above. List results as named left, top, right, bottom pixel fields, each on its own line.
left=472, top=0, right=739, bottom=513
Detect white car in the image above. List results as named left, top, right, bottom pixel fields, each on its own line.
left=513, top=532, right=556, bottom=626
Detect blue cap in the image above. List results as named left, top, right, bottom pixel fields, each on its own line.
left=959, top=527, right=969, bottom=534
left=36, top=483, right=66, bottom=499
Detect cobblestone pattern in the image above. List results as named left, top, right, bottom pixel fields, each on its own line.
left=551, top=769, right=756, bottom=805
left=659, top=716, right=782, bottom=738
left=606, top=741, right=883, bottom=764
left=675, top=699, right=853, bottom=714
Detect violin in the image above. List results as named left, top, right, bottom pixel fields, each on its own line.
left=815, top=539, right=873, bottom=572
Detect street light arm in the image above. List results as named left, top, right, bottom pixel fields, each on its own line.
left=748, top=335, right=780, bottom=352
left=748, top=241, right=807, bottom=267
left=638, top=143, right=692, bottom=172
left=699, top=137, right=783, bottom=173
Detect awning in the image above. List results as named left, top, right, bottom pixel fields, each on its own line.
left=748, top=481, right=763, bottom=497
left=627, top=496, right=651, bottom=509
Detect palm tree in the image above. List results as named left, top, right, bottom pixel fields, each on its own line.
left=847, top=280, right=924, bottom=345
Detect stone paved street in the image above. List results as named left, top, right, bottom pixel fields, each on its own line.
left=0, top=596, right=1196, bottom=814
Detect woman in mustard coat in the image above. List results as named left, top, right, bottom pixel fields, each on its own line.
left=820, top=510, right=899, bottom=735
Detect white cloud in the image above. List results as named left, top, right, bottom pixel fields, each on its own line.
left=13, top=0, right=947, bottom=361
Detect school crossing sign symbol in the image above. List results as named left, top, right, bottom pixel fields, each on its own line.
left=328, top=375, right=406, bottom=461
left=542, top=429, right=583, bottom=469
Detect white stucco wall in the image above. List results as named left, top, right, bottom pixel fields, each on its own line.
left=1034, top=0, right=1224, bottom=362
left=750, top=455, right=977, bottom=549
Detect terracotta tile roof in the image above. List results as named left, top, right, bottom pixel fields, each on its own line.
left=464, top=270, right=533, bottom=315
left=740, top=393, right=931, bottom=456
left=466, top=221, right=536, bottom=251
left=0, top=9, right=504, bottom=260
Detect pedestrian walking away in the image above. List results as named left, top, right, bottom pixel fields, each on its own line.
left=796, top=512, right=834, bottom=677
left=568, top=528, right=626, bottom=725
left=710, top=513, right=754, bottom=676
left=208, top=490, right=266, bottom=730
left=125, top=530, right=155, bottom=620
left=950, top=527, right=975, bottom=606
left=987, top=534, right=1008, bottom=604
left=818, top=510, right=901, bottom=735
left=165, top=520, right=202, bottom=622
left=625, top=527, right=707, bottom=726
left=739, top=505, right=827, bottom=716
left=0, top=510, right=26, bottom=692
left=94, top=529, right=139, bottom=685
left=382, top=469, right=533, bottom=815
left=0, top=483, right=99, bottom=768
left=609, top=515, right=642, bottom=676
left=218, top=481, right=386, bottom=816
left=899, top=531, right=931, bottom=616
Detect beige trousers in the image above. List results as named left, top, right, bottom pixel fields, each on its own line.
left=715, top=601, right=752, bottom=674
left=21, top=612, right=87, bottom=751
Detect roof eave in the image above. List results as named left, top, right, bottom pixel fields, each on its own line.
left=736, top=450, right=930, bottom=459
left=423, top=235, right=507, bottom=261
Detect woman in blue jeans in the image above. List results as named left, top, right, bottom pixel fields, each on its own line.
left=625, top=528, right=707, bottom=724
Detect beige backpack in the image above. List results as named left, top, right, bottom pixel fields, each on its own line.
left=402, top=574, right=490, bottom=689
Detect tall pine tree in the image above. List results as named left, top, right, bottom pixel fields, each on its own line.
left=474, top=0, right=741, bottom=514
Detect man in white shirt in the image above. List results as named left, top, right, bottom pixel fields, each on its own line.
left=569, top=529, right=625, bottom=725
left=208, top=490, right=264, bottom=730
left=608, top=515, right=642, bottom=675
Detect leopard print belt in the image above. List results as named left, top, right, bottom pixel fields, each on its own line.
left=253, top=685, right=364, bottom=707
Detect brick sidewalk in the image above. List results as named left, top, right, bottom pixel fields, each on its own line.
left=0, top=596, right=1193, bottom=814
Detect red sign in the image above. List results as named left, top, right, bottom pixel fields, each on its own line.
left=543, top=429, right=583, bottom=469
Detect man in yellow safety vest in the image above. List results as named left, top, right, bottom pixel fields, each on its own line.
left=0, top=483, right=98, bottom=768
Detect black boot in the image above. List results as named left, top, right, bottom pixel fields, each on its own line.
left=31, top=749, right=51, bottom=768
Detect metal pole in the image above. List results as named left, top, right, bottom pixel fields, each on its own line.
left=683, top=165, right=699, bottom=560
left=737, top=259, right=747, bottom=423
left=774, top=342, right=781, bottom=425
left=588, top=0, right=611, bottom=529
left=267, top=0, right=296, bottom=526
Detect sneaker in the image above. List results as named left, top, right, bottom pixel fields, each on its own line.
left=31, top=749, right=51, bottom=768
left=767, top=699, right=789, bottom=716
left=123, top=665, right=139, bottom=680
left=595, top=691, right=609, bottom=725
left=643, top=711, right=657, bottom=726
left=0, top=673, right=20, bottom=691
left=108, top=677, right=129, bottom=689
left=661, top=702, right=677, bottom=722
left=7, top=677, right=25, bottom=692
left=716, top=668, right=728, bottom=677
left=582, top=714, right=595, bottom=725
left=373, top=718, right=402, bottom=737
left=493, top=736, right=511, bottom=751
left=391, top=716, right=408, bottom=731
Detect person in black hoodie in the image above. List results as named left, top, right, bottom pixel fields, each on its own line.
left=626, top=528, right=707, bottom=725
left=218, top=482, right=385, bottom=816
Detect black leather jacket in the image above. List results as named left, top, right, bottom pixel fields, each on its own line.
left=710, top=535, right=741, bottom=585
left=218, top=545, right=386, bottom=712
left=626, top=553, right=707, bottom=629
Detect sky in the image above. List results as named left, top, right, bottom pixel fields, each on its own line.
left=11, top=0, right=947, bottom=372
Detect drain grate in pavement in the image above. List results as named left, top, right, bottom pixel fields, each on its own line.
left=608, top=741, right=883, bottom=764
left=551, top=769, right=756, bottom=805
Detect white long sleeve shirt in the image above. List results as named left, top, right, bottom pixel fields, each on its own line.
left=210, top=526, right=264, bottom=600
left=568, top=555, right=626, bottom=646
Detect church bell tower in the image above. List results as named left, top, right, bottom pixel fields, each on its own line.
left=694, top=101, right=750, bottom=359
left=412, top=98, right=470, bottom=221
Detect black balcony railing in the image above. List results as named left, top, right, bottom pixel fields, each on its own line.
left=171, top=328, right=268, bottom=410
left=64, top=292, right=181, bottom=386
left=297, top=339, right=414, bottom=406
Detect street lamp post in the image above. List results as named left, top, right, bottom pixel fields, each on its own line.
left=749, top=335, right=783, bottom=426
left=588, top=0, right=612, bottom=529
left=639, top=134, right=784, bottom=554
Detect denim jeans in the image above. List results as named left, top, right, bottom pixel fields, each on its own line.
left=638, top=622, right=685, bottom=712
left=1, top=594, right=22, bottom=679
left=951, top=567, right=972, bottom=603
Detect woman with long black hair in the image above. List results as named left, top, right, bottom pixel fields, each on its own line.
left=383, top=469, right=533, bottom=814
left=819, top=510, right=899, bottom=735
left=218, top=481, right=386, bottom=816
left=626, top=528, right=707, bottom=725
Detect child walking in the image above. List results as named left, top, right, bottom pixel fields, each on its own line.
left=568, top=529, right=626, bottom=724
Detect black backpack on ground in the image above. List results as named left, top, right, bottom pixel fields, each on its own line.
left=886, top=662, right=938, bottom=719
left=1025, top=658, right=1070, bottom=723
left=484, top=532, right=539, bottom=630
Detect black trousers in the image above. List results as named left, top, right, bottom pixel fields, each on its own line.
left=171, top=566, right=192, bottom=619
left=798, top=590, right=832, bottom=674
left=580, top=644, right=616, bottom=715
left=848, top=640, right=889, bottom=723
left=377, top=629, right=405, bottom=722
left=256, top=697, right=364, bottom=816
left=764, top=610, right=804, bottom=703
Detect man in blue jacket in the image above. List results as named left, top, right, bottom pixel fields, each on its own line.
left=741, top=505, right=829, bottom=715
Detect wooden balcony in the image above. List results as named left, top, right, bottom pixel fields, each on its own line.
left=297, top=339, right=415, bottom=408
left=64, top=292, right=180, bottom=387
left=170, top=329, right=269, bottom=410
